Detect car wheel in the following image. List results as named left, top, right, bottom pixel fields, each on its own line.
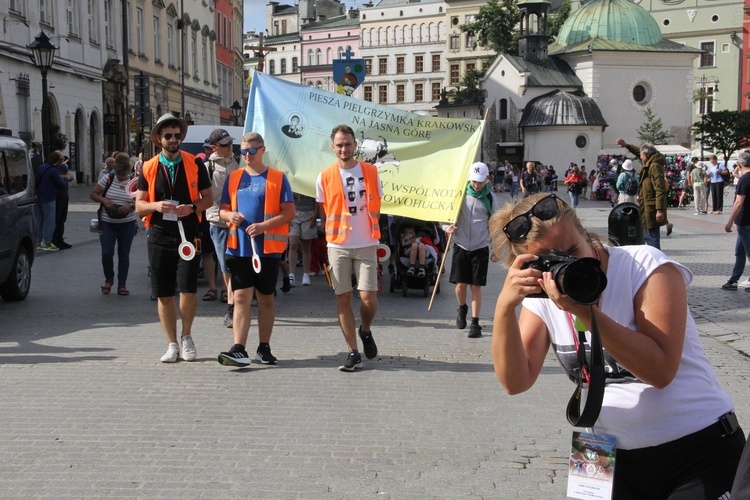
left=0, top=246, right=32, bottom=301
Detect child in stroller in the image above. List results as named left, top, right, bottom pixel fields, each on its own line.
left=390, top=217, right=441, bottom=297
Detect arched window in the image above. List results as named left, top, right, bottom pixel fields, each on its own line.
left=292, top=57, right=298, bottom=72
left=307, top=49, right=314, bottom=66
left=337, top=46, right=344, bottom=58
left=280, top=58, right=286, bottom=74
left=437, top=21, right=445, bottom=42
left=386, top=26, right=392, bottom=45
left=378, top=27, right=384, bottom=46
left=316, top=48, right=322, bottom=65
left=420, top=23, right=427, bottom=42
left=269, top=59, right=275, bottom=74
left=326, top=47, right=332, bottom=64
left=500, top=99, right=508, bottom=120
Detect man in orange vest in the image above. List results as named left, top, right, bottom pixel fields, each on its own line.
left=217, top=132, right=295, bottom=367
left=135, top=113, right=213, bottom=363
left=316, top=124, right=383, bottom=372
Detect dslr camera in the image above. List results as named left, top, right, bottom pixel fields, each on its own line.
left=521, top=251, right=607, bottom=305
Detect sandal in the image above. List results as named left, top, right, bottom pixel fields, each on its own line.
left=101, top=280, right=113, bottom=295
left=203, top=288, right=217, bottom=301
left=117, top=285, right=129, bottom=296
left=220, top=289, right=228, bottom=303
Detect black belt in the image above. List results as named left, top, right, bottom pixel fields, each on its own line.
left=619, top=412, right=741, bottom=459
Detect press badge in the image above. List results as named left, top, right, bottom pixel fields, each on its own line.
left=567, top=432, right=616, bottom=500
left=162, top=200, right=179, bottom=221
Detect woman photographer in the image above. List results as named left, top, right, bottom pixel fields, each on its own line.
left=489, top=192, right=744, bottom=498
left=90, top=152, right=138, bottom=295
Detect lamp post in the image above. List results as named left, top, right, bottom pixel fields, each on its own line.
left=694, top=74, right=719, bottom=160
left=28, top=31, right=57, bottom=157
left=231, top=100, right=242, bottom=126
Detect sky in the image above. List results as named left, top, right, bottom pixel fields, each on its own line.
left=244, top=0, right=361, bottom=34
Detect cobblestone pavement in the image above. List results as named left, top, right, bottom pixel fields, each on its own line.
left=0, top=187, right=747, bottom=498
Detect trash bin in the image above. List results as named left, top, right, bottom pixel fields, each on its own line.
left=608, top=202, right=643, bottom=246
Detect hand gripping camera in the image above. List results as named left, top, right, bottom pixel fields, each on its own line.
left=521, top=251, right=607, bottom=305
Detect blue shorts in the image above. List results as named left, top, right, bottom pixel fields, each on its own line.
left=210, top=225, right=229, bottom=274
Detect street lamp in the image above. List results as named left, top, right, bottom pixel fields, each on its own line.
left=28, top=31, right=57, bottom=157
left=231, top=100, right=243, bottom=126
left=694, top=74, right=719, bottom=160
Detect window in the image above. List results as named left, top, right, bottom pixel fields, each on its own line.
left=154, top=16, right=161, bottom=62
left=167, top=23, right=174, bottom=66
left=632, top=84, right=646, bottom=103
left=379, top=85, right=388, bottom=103
left=575, top=135, right=588, bottom=149
left=396, top=84, right=405, bottom=103
left=698, top=86, right=715, bottom=114
left=16, top=77, right=30, bottom=143
left=216, top=13, right=221, bottom=44
left=379, top=58, right=387, bottom=74
left=500, top=99, right=508, bottom=119
left=450, top=36, right=459, bottom=50
left=700, top=41, right=715, bottom=67
left=415, top=55, right=424, bottom=73
left=87, top=0, right=98, bottom=42
left=450, top=64, right=460, bottom=85
left=280, top=58, right=287, bottom=74
left=292, top=57, right=298, bottom=73
left=364, top=86, right=373, bottom=102
left=396, top=57, right=404, bottom=74
left=432, top=82, right=441, bottom=101
left=192, top=31, right=198, bottom=76
left=9, top=0, right=24, bottom=15
left=269, top=59, right=275, bottom=75
left=307, top=49, right=314, bottom=66
left=365, top=59, right=372, bottom=75
left=40, top=0, right=51, bottom=24
left=136, top=7, right=144, bottom=55
left=415, top=83, right=423, bottom=102
left=202, top=37, right=207, bottom=79
left=432, top=54, right=440, bottom=72
left=281, top=19, right=287, bottom=35
left=316, top=49, right=322, bottom=65
left=104, top=0, right=112, bottom=47
left=466, top=62, right=476, bottom=73
left=67, top=0, right=79, bottom=36
left=466, top=33, right=476, bottom=48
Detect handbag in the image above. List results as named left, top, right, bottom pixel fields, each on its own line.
left=720, top=169, right=731, bottom=183
left=97, top=174, right=132, bottom=229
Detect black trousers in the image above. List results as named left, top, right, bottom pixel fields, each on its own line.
left=710, top=181, right=724, bottom=212
left=52, top=193, right=69, bottom=244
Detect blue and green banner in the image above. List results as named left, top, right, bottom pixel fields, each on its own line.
left=244, top=72, right=485, bottom=222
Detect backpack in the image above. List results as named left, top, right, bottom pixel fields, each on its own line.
left=624, top=172, right=638, bottom=196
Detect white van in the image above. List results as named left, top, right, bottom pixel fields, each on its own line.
left=180, top=125, right=244, bottom=158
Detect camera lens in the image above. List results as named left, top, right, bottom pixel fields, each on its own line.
left=554, top=258, right=607, bottom=305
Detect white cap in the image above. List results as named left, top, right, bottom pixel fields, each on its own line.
left=610, top=159, right=617, bottom=165
left=622, top=159, right=633, bottom=171
left=468, top=162, right=489, bottom=182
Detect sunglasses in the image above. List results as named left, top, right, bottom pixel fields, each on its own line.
left=503, top=194, right=562, bottom=241
left=162, top=133, right=183, bottom=141
left=240, top=147, right=262, bottom=156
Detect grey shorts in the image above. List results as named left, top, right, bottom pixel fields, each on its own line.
left=289, top=210, right=318, bottom=240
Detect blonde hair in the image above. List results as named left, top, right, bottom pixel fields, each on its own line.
left=489, top=193, right=601, bottom=268
left=242, top=132, right=264, bottom=146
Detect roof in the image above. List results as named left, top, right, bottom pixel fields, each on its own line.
left=549, top=0, right=702, bottom=55
left=519, top=90, right=608, bottom=127
left=504, top=55, right=583, bottom=88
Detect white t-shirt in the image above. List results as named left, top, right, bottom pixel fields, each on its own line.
left=523, top=244, right=734, bottom=450
left=315, top=162, right=384, bottom=249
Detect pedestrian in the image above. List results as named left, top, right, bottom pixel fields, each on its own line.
left=608, top=159, right=620, bottom=206
left=689, top=160, right=706, bottom=215
left=615, top=159, right=638, bottom=205
left=489, top=192, right=745, bottom=498
left=35, top=150, right=73, bottom=252
left=30, top=142, right=43, bottom=176
left=519, top=161, right=538, bottom=198
left=580, top=165, right=588, bottom=200
left=216, top=132, right=295, bottom=367
left=204, top=128, right=242, bottom=327
left=442, top=162, right=496, bottom=339
left=89, top=152, right=138, bottom=295
left=616, top=139, right=670, bottom=249
left=706, top=154, right=729, bottom=214
left=52, top=155, right=73, bottom=249
left=563, top=164, right=584, bottom=208
left=134, top=113, right=213, bottom=363
left=721, top=150, right=750, bottom=291
left=288, top=193, right=319, bottom=287
left=316, top=124, right=382, bottom=372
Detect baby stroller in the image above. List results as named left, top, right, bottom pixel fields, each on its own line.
left=389, top=217, right=441, bottom=297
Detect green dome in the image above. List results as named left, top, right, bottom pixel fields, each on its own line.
left=555, top=0, right=663, bottom=48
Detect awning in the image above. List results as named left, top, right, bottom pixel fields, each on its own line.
left=655, top=145, right=691, bottom=156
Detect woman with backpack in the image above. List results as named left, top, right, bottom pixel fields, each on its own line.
left=616, top=159, right=639, bottom=205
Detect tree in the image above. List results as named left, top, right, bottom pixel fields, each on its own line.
left=694, top=110, right=750, bottom=161
left=460, top=0, right=520, bottom=55
left=636, top=107, right=673, bottom=145
left=548, top=1, right=572, bottom=41
left=453, top=68, right=484, bottom=104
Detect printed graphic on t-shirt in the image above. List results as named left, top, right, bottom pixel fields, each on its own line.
left=344, top=174, right=367, bottom=217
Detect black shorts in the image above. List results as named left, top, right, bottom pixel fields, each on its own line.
left=147, top=225, right=201, bottom=297
left=199, top=217, right=215, bottom=254
left=226, top=255, right=279, bottom=295
left=449, top=245, right=489, bottom=286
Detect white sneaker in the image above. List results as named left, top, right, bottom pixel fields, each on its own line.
left=160, top=343, right=179, bottom=363
left=288, top=273, right=295, bottom=287
left=180, top=335, right=197, bottom=361
left=739, top=279, right=750, bottom=289
left=302, top=273, right=311, bottom=286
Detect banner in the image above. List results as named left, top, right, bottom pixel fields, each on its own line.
left=244, top=72, right=485, bottom=222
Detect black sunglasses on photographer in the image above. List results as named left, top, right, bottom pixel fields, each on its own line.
left=503, top=194, right=562, bottom=241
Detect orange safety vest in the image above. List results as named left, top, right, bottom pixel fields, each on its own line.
left=226, top=167, right=289, bottom=254
left=140, top=152, right=202, bottom=228
left=320, top=161, right=381, bottom=244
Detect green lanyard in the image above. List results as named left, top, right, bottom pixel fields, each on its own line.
left=159, top=152, right=182, bottom=184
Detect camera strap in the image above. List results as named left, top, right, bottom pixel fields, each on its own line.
left=566, top=305, right=605, bottom=427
